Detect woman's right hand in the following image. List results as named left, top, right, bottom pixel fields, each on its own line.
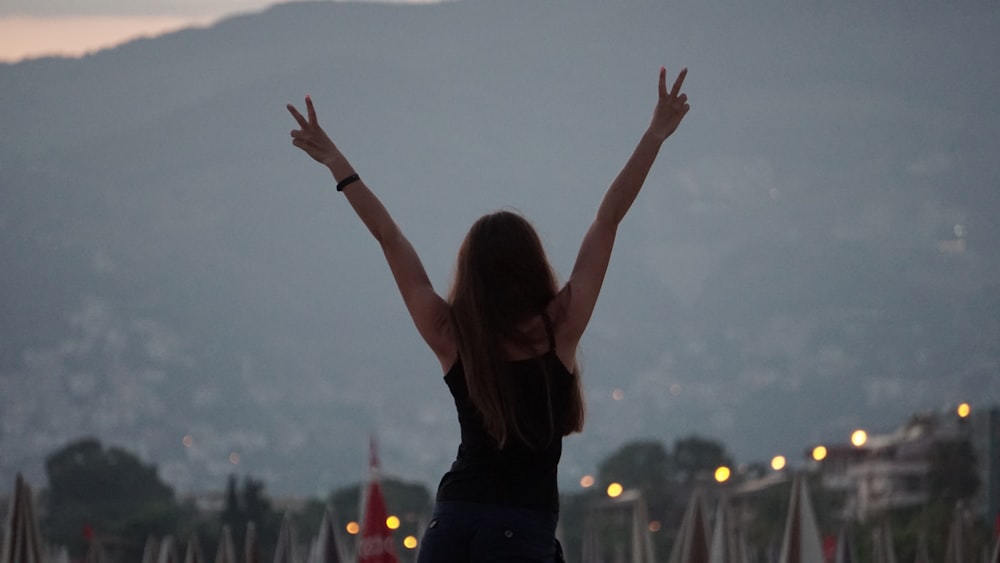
left=647, top=67, right=690, bottom=142
left=287, top=96, right=341, bottom=168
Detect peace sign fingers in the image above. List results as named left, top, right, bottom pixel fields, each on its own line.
left=286, top=95, right=338, bottom=166
left=649, top=66, right=690, bottom=142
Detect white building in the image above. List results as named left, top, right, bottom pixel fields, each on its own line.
left=810, top=406, right=992, bottom=522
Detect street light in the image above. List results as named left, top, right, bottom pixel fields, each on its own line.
left=771, top=455, right=787, bottom=471
left=606, top=482, right=624, bottom=498
left=851, top=430, right=868, bottom=447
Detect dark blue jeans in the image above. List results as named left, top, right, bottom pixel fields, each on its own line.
left=416, top=501, right=563, bottom=563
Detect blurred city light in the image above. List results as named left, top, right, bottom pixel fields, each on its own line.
left=346, top=521, right=360, bottom=535
left=606, top=482, right=623, bottom=498
left=957, top=403, right=971, bottom=418
left=851, top=430, right=868, bottom=447
left=386, top=515, right=400, bottom=530
left=182, top=435, right=194, bottom=448
left=771, top=455, right=786, bottom=471
left=579, top=475, right=594, bottom=488
left=714, top=466, right=731, bottom=483
left=228, top=452, right=240, bottom=464
left=812, top=445, right=828, bottom=461
left=403, top=536, right=418, bottom=549
left=612, top=389, right=624, bottom=401
left=648, top=521, right=662, bottom=532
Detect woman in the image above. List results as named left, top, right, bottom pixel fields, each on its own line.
left=287, top=66, right=689, bottom=563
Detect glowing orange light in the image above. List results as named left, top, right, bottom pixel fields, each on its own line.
left=771, top=456, right=786, bottom=471
left=345, top=521, right=360, bottom=535
left=714, top=466, right=731, bottom=483
left=385, top=515, right=400, bottom=530
left=851, top=430, right=868, bottom=447
left=812, top=446, right=828, bottom=461
left=648, top=521, right=662, bottom=532
left=957, top=403, right=971, bottom=418
left=612, top=389, right=624, bottom=401
left=403, top=536, right=418, bottom=549
left=579, top=475, right=595, bottom=488
left=606, top=483, right=623, bottom=498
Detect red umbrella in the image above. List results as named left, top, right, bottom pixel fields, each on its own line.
left=357, top=437, right=398, bottom=563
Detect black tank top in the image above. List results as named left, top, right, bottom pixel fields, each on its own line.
left=435, top=321, right=573, bottom=513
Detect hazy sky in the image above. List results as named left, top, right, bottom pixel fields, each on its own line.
left=0, top=0, right=441, bottom=62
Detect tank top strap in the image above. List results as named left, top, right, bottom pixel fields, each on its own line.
left=541, top=312, right=556, bottom=353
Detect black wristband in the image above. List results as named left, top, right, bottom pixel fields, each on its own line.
left=336, top=173, right=360, bottom=192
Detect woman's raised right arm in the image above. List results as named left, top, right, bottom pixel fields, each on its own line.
left=552, top=67, right=690, bottom=363
left=287, top=97, right=455, bottom=370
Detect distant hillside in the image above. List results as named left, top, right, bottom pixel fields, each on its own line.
left=2, top=0, right=998, bottom=494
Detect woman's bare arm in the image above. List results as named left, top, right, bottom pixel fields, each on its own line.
left=553, top=67, right=690, bottom=364
left=287, top=97, right=455, bottom=370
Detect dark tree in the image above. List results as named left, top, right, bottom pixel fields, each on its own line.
left=597, top=440, right=670, bottom=494
left=41, top=438, right=180, bottom=560
left=928, top=438, right=979, bottom=503
left=217, top=474, right=280, bottom=558
left=220, top=475, right=241, bottom=533
left=671, top=435, right=734, bottom=483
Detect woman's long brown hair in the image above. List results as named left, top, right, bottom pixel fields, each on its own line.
left=448, top=211, right=585, bottom=448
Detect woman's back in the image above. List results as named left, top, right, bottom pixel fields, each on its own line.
left=437, top=350, right=574, bottom=512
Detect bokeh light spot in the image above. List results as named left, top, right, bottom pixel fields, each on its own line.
left=771, top=455, right=786, bottom=471
left=851, top=430, right=868, bottom=447
left=606, top=483, right=623, bottom=498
